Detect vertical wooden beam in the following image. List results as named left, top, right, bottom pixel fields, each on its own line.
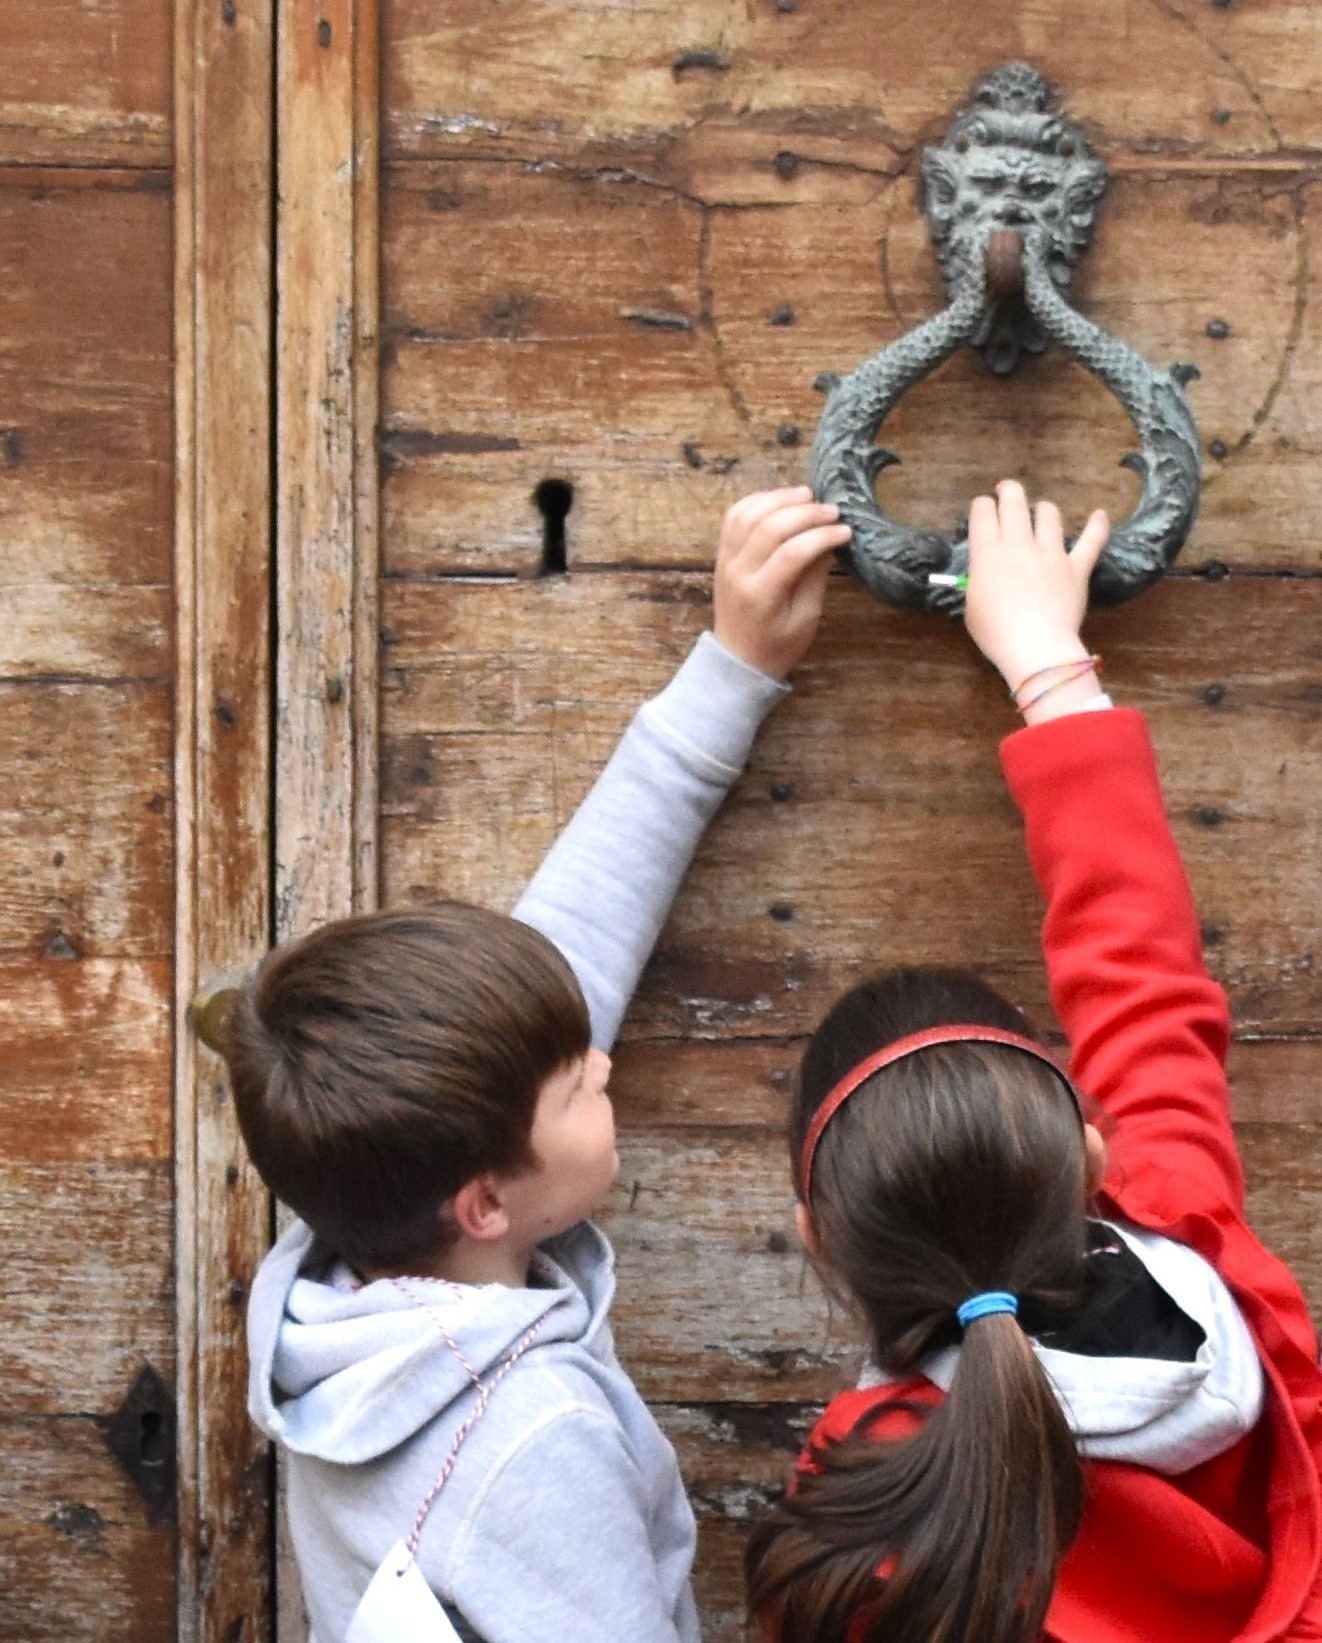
left=274, top=0, right=381, bottom=1632
left=174, top=1, right=275, bottom=1641
left=353, top=1, right=382, bottom=914
left=275, top=0, right=379, bottom=934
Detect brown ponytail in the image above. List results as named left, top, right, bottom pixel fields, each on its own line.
left=746, top=969, right=1088, bottom=1643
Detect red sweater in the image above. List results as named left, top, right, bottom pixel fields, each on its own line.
left=803, top=710, right=1322, bottom=1641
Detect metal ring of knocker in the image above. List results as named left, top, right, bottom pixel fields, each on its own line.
left=810, top=62, right=1202, bottom=615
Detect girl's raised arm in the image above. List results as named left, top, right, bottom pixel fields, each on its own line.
left=964, top=479, right=1241, bottom=1227
left=1000, top=707, right=1242, bottom=1225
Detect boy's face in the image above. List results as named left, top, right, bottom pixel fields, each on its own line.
left=502, top=1048, right=619, bottom=1243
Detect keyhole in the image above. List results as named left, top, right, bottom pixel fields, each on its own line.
left=534, top=479, right=573, bottom=575
left=139, top=1409, right=165, bottom=1467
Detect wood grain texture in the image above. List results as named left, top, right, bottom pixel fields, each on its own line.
left=0, top=682, right=173, bottom=961
left=380, top=572, right=1322, bottom=1038
left=0, top=176, right=173, bottom=589
left=0, top=585, right=171, bottom=683
left=273, top=1, right=382, bottom=1633
left=0, top=1416, right=176, bottom=1642
left=383, top=0, right=1322, bottom=166
left=0, top=1162, right=173, bottom=1416
left=0, top=7, right=170, bottom=167
left=380, top=164, right=1317, bottom=576
left=0, top=38, right=180, bottom=1638
left=276, top=0, right=360, bottom=938
left=605, top=1037, right=1322, bottom=1132
left=0, top=960, right=171, bottom=1164
left=175, top=0, right=276, bottom=1637
left=275, top=0, right=381, bottom=933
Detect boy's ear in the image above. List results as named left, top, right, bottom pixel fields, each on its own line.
left=448, top=1175, right=511, bottom=1243
left=794, top=1201, right=823, bottom=1261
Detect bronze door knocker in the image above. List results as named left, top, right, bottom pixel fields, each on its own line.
left=811, top=62, right=1201, bottom=614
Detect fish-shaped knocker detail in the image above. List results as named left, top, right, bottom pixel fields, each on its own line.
left=811, top=62, right=1201, bottom=614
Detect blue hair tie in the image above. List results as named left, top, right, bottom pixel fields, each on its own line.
left=956, top=1291, right=1018, bottom=1327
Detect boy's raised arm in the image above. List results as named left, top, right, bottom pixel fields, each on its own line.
left=515, top=487, right=849, bottom=1048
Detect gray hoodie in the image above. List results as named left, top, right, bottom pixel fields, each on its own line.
left=247, top=633, right=790, bottom=1643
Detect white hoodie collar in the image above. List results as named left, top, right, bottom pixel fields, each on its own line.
left=859, top=1220, right=1263, bottom=1476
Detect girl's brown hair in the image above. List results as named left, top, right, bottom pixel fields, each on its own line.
left=225, top=903, right=591, bottom=1270
left=746, top=968, right=1088, bottom=1643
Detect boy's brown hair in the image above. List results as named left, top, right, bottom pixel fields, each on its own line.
left=225, top=903, right=591, bottom=1269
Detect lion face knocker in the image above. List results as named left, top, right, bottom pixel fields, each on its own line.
left=810, top=62, right=1201, bottom=613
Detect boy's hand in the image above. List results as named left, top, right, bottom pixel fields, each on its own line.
left=713, top=486, right=852, bottom=680
left=965, top=479, right=1110, bottom=708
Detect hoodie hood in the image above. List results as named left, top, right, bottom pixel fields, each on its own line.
left=247, top=1217, right=617, bottom=1465
left=860, top=1219, right=1264, bottom=1475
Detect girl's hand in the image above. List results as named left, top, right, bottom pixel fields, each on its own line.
left=713, top=487, right=852, bottom=680
left=965, top=479, right=1110, bottom=705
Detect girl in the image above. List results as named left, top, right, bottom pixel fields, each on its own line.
left=746, top=481, right=1322, bottom=1643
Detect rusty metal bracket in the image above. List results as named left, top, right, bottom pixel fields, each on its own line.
left=811, top=62, right=1201, bottom=614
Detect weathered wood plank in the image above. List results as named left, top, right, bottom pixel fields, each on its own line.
left=0, top=175, right=173, bottom=588
left=275, top=0, right=380, bottom=928
left=1158, top=0, right=1322, bottom=153
left=1241, top=1124, right=1322, bottom=1317
left=380, top=165, right=1314, bottom=575
left=603, top=1130, right=858, bottom=1403
left=272, top=1, right=382, bottom=1634
left=380, top=572, right=1322, bottom=1037
left=0, top=584, right=170, bottom=682
left=384, top=0, right=1321, bottom=167
left=600, top=1123, right=1320, bottom=1406
left=0, top=681, right=172, bottom=960
left=0, top=1416, right=175, bottom=1642
left=607, top=1037, right=1322, bottom=1132
left=174, top=0, right=277, bottom=1637
left=0, top=8, right=170, bottom=168
left=0, top=1163, right=173, bottom=1416
left=0, top=960, right=171, bottom=1164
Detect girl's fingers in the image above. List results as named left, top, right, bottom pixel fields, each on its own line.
left=967, top=494, right=999, bottom=555
left=1033, top=500, right=1064, bottom=552
left=995, top=478, right=1032, bottom=540
left=1069, top=509, right=1110, bottom=575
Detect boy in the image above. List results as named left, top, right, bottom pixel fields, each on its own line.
left=228, top=489, right=851, bottom=1643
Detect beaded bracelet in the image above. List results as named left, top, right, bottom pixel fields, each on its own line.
left=1015, top=655, right=1102, bottom=715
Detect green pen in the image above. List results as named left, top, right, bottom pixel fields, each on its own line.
left=927, top=572, right=969, bottom=590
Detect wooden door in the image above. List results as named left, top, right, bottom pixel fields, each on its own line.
left=0, top=4, right=184, bottom=1636
left=371, top=5, right=1321, bottom=1639
left=3, top=4, right=1319, bottom=1641
left=0, top=2, right=276, bottom=1638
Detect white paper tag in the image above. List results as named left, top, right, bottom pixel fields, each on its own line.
left=346, top=1540, right=463, bottom=1643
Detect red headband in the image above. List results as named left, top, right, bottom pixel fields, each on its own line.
left=798, top=1025, right=1083, bottom=1204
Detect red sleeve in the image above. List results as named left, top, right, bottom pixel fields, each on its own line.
left=999, top=708, right=1244, bottom=1226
